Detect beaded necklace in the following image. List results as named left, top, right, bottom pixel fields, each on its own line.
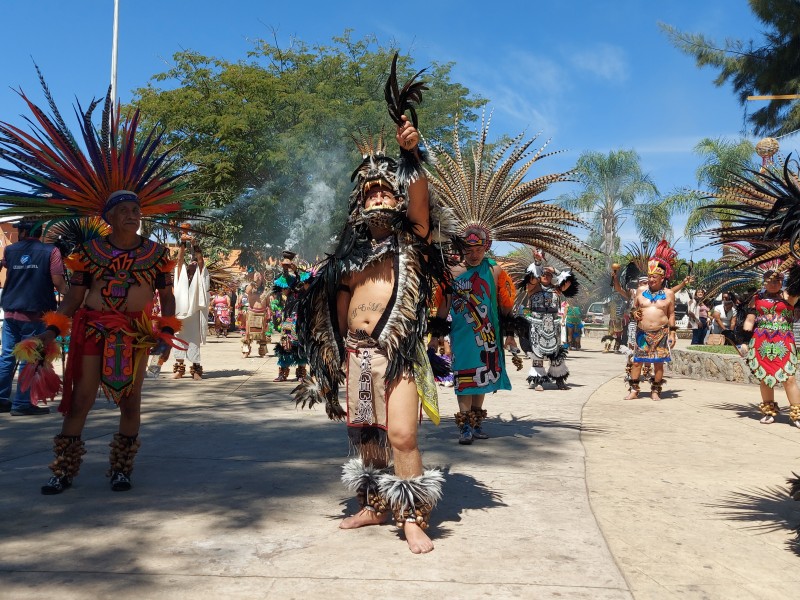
left=642, top=288, right=666, bottom=304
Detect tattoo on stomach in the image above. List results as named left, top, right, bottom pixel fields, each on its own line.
left=351, top=302, right=386, bottom=321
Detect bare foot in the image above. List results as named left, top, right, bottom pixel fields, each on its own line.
left=651, top=392, right=661, bottom=401
left=403, top=521, right=434, bottom=554
left=623, top=391, right=639, bottom=400
left=339, top=508, right=388, bottom=529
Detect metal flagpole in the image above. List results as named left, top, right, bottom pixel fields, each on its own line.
left=110, top=0, right=120, bottom=107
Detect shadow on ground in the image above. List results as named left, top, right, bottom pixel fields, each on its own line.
left=706, top=482, right=800, bottom=557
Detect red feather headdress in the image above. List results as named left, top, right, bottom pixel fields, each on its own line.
left=648, top=239, right=677, bottom=279
left=0, top=68, right=194, bottom=223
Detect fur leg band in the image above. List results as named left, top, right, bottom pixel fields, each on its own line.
left=628, top=378, right=640, bottom=392
left=650, top=377, right=663, bottom=394
left=378, top=469, right=444, bottom=530
left=341, top=458, right=389, bottom=516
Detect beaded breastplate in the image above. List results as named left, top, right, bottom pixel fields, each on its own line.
left=76, top=237, right=170, bottom=310
left=528, top=287, right=559, bottom=313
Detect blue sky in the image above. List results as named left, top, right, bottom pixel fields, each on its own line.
left=1, top=0, right=796, bottom=261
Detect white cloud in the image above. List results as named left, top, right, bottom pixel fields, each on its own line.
left=568, top=43, right=628, bottom=82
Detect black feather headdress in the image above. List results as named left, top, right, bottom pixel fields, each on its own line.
left=705, top=157, right=800, bottom=274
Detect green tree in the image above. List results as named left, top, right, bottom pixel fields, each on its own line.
left=660, top=0, right=800, bottom=136
left=661, top=137, right=757, bottom=239
left=558, top=150, right=666, bottom=273
left=131, top=31, right=485, bottom=264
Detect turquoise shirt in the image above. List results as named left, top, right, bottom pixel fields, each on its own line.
left=449, top=258, right=512, bottom=395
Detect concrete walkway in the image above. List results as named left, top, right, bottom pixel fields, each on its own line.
left=0, top=332, right=797, bottom=599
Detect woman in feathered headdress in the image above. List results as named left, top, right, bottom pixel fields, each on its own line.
left=0, top=74, right=194, bottom=495
left=705, top=158, right=800, bottom=428
left=427, top=114, right=591, bottom=441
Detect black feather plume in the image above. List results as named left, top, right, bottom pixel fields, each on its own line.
left=384, top=52, right=428, bottom=129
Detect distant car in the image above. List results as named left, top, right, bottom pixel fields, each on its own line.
left=586, top=301, right=609, bottom=325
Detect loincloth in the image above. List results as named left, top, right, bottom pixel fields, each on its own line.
left=246, top=309, right=267, bottom=341
left=633, top=325, right=671, bottom=363
left=60, top=308, right=145, bottom=414
left=345, top=331, right=391, bottom=460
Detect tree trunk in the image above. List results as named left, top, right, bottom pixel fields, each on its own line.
left=603, top=214, right=615, bottom=274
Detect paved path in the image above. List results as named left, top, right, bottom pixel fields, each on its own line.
left=0, top=332, right=797, bottom=599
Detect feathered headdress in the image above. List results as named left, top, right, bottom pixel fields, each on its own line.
left=502, top=247, right=580, bottom=302
left=347, top=54, right=429, bottom=232
left=426, top=113, right=593, bottom=272
left=705, top=156, right=800, bottom=276
left=44, top=216, right=111, bottom=258
left=702, top=242, right=775, bottom=298
left=0, top=68, right=193, bottom=224
left=648, top=239, right=677, bottom=278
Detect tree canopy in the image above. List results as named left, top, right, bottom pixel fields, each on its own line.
left=661, top=136, right=757, bottom=239
left=131, top=31, right=485, bottom=264
left=660, top=0, right=800, bottom=136
left=558, top=150, right=667, bottom=273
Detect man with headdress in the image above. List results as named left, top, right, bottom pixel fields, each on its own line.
left=294, top=58, right=449, bottom=554
left=624, top=241, right=678, bottom=401
left=272, top=250, right=310, bottom=381
left=0, top=217, right=67, bottom=415
left=172, top=228, right=210, bottom=380
left=241, top=271, right=270, bottom=358
left=0, top=80, right=190, bottom=494
left=521, top=256, right=576, bottom=392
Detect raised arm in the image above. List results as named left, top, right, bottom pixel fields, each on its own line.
left=396, top=116, right=429, bottom=241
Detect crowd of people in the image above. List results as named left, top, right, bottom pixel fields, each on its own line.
left=0, top=59, right=798, bottom=559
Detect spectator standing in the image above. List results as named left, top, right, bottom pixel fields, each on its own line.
left=688, top=289, right=709, bottom=345
left=711, top=292, right=736, bottom=338
left=0, top=219, right=67, bottom=415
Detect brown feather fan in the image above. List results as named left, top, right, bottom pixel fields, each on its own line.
left=426, top=114, right=595, bottom=275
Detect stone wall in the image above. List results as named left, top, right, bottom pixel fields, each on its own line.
left=667, top=348, right=758, bottom=385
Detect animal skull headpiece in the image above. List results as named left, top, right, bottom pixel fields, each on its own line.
left=348, top=131, right=407, bottom=230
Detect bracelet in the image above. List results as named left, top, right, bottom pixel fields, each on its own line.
left=669, top=326, right=678, bottom=331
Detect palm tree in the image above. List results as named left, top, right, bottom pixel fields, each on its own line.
left=661, top=137, right=757, bottom=240
left=559, top=149, right=664, bottom=273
